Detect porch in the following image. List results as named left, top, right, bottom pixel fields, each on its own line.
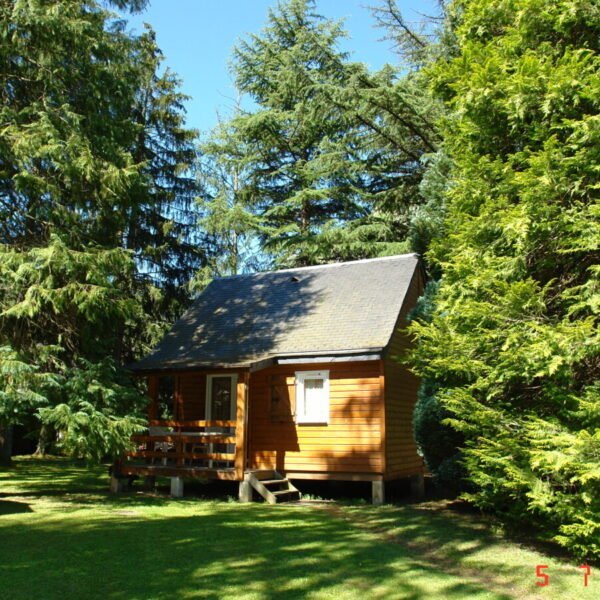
left=116, top=370, right=249, bottom=483
left=118, top=418, right=245, bottom=481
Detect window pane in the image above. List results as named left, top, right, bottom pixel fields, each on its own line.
left=304, top=378, right=323, bottom=419
left=304, top=378, right=323, bottom=391
left=211, top=376, right=232, bottom=420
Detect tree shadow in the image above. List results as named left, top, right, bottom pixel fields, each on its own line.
left=0, top=457, right=107, bottom=496
left=248, top=362, right=384, bottom=477
left=336, top=500, right=592, bottom=595
left=0, top=499, right=33, bottom=515
left=0, top=502, right=510, bottom=600
left=2, top=458, right=590, bottom=599
left=133, top=270, right=324, bottom=370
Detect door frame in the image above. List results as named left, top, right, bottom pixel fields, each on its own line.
left=205, top=373, right=238, bottom=421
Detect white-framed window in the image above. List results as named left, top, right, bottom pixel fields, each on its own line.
left=295, top=370, right=329, bottom=424
left=206, top=374, right=238, bottom=421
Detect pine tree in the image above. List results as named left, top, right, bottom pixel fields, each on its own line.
left=0, top=0, right=202, bottom=461
left=347, top=1, right=459, bottom=483
left=122, top=27, right=206, bottom=358
left=411, top=0, right=600, bottom=559
left=321, top=64, right=442, bottom=260
left=203, top=0, right=443, bottom=266
left=197, top=102, right=266, bottom=282
left=222, top=0, right=371, bottom=267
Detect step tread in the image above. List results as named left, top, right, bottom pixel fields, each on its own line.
left=246, top=470, right=300, bottom=503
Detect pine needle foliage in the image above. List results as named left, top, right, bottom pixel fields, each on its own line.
left=411, top=0, right=600, bottom=559
left=202, top=0, right=443, bottom=267
left=0, top=0, right=202, bottom=461
left=228, top=0, right=369, bottom=267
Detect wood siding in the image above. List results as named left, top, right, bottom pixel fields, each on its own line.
left=383, top=268, right=425, bottom=479
left=248, top=361, right=384, bottom=476
left=177, top=373, right=206, bottom=420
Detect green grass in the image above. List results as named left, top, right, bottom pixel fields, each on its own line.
left=0, top=457, right=595, bottom=599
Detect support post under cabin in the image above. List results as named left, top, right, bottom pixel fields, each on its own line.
left=239, top=474, right=252, bottom=503
left=143, top=475, right=156, bottom=491
left=372, top=480, right=385, bottom=505
left=110, top=475, right=126, bottom=493
left=170, top=477, right=184, bottom=498
left=410, top=473, right=425, bottom=500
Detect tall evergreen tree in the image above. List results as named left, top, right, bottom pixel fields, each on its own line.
left=222, top=0, right=371, bottom=267
left=122, top=27, right=205, bottom=358
left=347, top=1, right=460, bottom=485
left=197, top=103, right=265, bottom=282
left=205, top=0, right=442, bottom=266
left=321, top=64, right=442, bottom=260
left=0, top=0, right=203, bottom=462
left=311, top=0, right=448, bottom=261
left=411, top=0, right=600, bottom=559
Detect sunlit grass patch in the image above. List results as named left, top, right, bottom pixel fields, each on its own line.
left=0, top=457, right=596, bottom=600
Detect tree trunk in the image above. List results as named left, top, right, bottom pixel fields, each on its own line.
left=0, top=423, right=13, bottom=466
left=300, top=200, right=309, bottom=234
left=34, top=423, right=50, bottom=457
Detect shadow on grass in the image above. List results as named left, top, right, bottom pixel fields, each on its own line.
left=0, top=458, right=519, bottom=599
left=365, top=498, right=579, bottom=567
left=0, top=456, right=107, bottom=496
left=6, top=458, right=589, bottom=599
left=336, top=500, right=598, bottom=598
left=0, top=458, right=245, bottom=511
left=0, top=499, right=33, bottom=515
left=0, top=501, right=511, bottom=600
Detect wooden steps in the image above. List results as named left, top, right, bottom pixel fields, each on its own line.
left=244, top=470, right=301, bottom=504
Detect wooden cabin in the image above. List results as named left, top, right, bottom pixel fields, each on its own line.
left=119, top=254, right=425, bottom=504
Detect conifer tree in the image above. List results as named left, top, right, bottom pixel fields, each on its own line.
left=206, top=0, right=443, bottom=266
left=0, top=0, right=203, bottom=461
left=197, top=103, right=265, bottom=281
left=411, top=0, right=600, bottom=559
left=122, top=27, right=205, bottom=358
left=320, top=64, right=442, bottom=260
left=222, top=0, right=370, bottom=267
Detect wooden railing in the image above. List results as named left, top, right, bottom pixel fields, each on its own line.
left=126, top=420, right=238, bottom=472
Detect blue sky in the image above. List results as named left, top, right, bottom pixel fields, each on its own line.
left=127, top=0, right=437, bottom=134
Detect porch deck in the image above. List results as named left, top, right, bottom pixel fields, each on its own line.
left=117, top=419, right=245, bottom=481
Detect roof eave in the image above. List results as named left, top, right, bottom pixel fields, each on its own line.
left=127, top=348, right=384, bottom=375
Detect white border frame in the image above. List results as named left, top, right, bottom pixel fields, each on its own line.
left=295, top=370, right=330, bottom=424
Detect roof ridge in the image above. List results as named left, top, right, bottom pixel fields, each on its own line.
left=215, top=253, right=419, bottom=281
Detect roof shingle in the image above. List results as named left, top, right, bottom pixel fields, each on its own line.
left=130, top=254, right=419, bottom=371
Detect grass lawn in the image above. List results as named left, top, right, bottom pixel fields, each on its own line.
left=0, top=457, right=595, bottom=599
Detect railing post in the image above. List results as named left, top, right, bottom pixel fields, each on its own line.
left=176, top=436, right=184, bottom=467
left=234, top=372, right=248, bottom=480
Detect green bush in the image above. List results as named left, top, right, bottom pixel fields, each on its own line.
left=413, top=382, right=466, bottom=494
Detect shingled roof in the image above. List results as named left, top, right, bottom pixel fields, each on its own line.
left=130, top=254, right=420, bottom=372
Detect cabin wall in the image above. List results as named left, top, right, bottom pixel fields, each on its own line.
left=383, top=268, right=425, bottom=479
left=247, top=360, right=384, bottom=478
left=177, top=373, right=206, bottom=420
